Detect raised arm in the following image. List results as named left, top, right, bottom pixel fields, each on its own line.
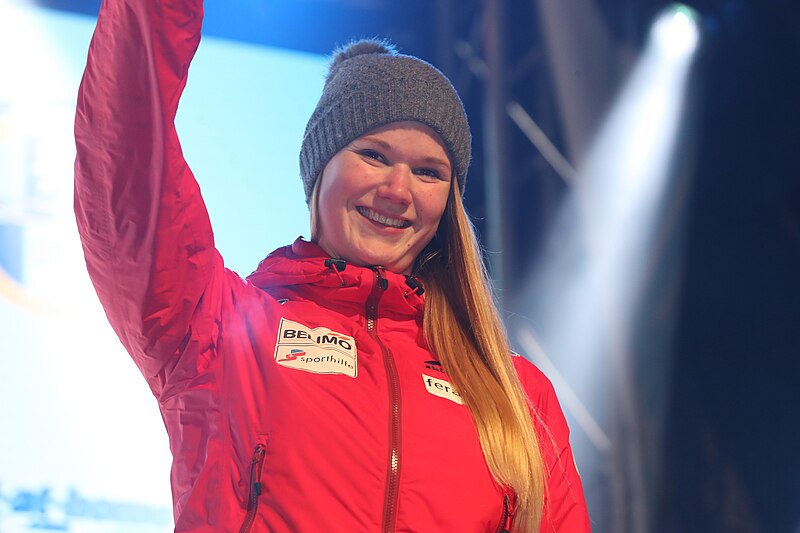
left=74, top=0, right=216, bottom=392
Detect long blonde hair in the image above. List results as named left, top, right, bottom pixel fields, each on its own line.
left=416, top=181, right=544, bottom=531
left=310, top=177, right=545, bottom=531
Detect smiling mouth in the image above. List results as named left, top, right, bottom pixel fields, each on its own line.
left=356, top=206, right=411, bottom=229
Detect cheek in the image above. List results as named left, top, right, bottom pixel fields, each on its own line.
left=420, top=190, right=450, bottom=226
left=318, top=176, right=350, bottom=218
left=320, top=162, right=367, bottom=208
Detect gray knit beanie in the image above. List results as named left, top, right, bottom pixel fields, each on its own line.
left=299, top=39, right=471, bottom=203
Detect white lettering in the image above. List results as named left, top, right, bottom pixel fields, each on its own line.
left=274, top=318, right=358, bottom=377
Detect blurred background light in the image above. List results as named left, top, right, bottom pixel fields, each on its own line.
left=514, top=3, right=702, bottom=531
left=651, top=4, right=701, bottom=60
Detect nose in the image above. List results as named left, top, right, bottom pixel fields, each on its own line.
left=376, top=164, right=413, bottom=206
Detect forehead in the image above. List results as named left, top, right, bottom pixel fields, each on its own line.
left=357, top=121, right=451, bottom=163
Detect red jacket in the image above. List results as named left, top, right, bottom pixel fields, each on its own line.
left=74, top=0, right=591, bottom=531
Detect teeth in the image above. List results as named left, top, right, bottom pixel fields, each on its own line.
left=357, top=207, right=409, bottom=228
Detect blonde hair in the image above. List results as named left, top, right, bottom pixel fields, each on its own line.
left=416, top=181, right=544, bottom=531
left=309, top=177, right=545, bottom=531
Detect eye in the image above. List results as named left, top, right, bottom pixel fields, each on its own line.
left=358, top=149, right=387, bottom=164
left=414, top=167, right=446, bottom=181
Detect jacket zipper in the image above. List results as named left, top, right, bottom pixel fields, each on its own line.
left=238, top=443, right=267, bottom=533
left=495, top=493, right=514, bottom=533
left=367, top=267, right=401, bottom=533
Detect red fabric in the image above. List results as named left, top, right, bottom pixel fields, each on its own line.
left=74, top=1, right=591, bottom=531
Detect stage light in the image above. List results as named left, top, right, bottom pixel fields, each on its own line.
left=651, top=4, right=701, bottom=59
left=515, top=3, right=702, bottom=528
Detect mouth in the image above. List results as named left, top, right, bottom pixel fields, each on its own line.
left=356, top=206, right=411, bottom=229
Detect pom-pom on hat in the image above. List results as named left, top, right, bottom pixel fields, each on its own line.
left=299, top=39, right=471, bottom=203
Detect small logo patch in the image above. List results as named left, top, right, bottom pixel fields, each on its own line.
left=424, top=359, right=445, bottom=373
left=423, top=374, right=463, bottom=404
left=275, top=318, right=357, bottom=377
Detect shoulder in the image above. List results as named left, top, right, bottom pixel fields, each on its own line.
left=512, top=351, right=591, bottom=530
left=509, top=351, right=570, bottom=437
left=510, top=351, right=557, bottom=406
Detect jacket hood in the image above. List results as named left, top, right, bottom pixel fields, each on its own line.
left=246, top=238, right=426, bottom=319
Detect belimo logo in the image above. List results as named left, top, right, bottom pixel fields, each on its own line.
left=274, top=318, right=358, bottom=377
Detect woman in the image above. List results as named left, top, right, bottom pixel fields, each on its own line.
left=74, top=0, right=590, bottom=531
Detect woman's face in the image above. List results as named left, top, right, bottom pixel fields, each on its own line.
left=315, top=121, right=452, bottom=275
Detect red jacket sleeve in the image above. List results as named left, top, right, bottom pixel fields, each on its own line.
left=513, top=356, right=592, bottom=532
left=74, top=0, right=217, bottom=395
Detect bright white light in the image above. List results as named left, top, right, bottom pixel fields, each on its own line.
left=517, top=1, right=701, bottom=520
left=651, top=5, right=700, bottom=59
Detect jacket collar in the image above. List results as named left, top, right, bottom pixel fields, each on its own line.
left=246, top=238, right=426, bottom=318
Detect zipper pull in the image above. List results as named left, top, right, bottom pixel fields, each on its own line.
left=249, top=444, right=266, bottom=498
left=372, top=266, right=388, bottom=290
left=497, top=492, right=515, bottom=533
left=239, top=444, right=267, bottom=533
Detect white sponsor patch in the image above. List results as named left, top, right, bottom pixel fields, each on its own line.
left=422, top=374, right=463, bottom=404
left=274, top=318, right=357, bottom=377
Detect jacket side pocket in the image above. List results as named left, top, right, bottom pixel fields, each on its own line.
left=238, top=443, right=267, bottom=533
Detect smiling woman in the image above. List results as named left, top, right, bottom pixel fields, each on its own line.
left=73, top=0, right=590, bottom=531
left=313, top=122, right=452, bottom=274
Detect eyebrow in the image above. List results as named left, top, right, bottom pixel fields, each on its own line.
left=359, top=135, right=452, bottom=171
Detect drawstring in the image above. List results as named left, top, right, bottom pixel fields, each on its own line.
left=324, top=258, right=348, bottom=287
left=403, top=275, right=425, bottom=298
